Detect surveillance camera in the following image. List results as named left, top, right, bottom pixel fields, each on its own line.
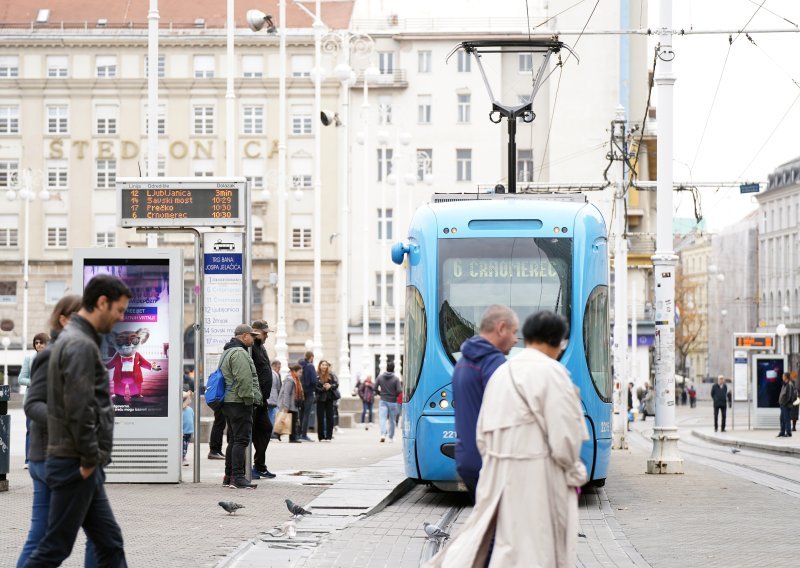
left=320, top=110, right=341, bottom=127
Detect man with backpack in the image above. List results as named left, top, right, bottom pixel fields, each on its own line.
left=220, top=324, right=262, bottom=489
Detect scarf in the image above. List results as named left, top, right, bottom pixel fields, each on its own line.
left=293, top=373, right=305, bottom=401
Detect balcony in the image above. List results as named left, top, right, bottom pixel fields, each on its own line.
left=351, top=69, right=407, bottom=89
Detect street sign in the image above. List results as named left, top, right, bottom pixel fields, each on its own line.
left=733, top=333, right=775, bottom=350
left=117, top=177, right=246, bottom=228
left=203, top=232, right=244, bottom=375
left=739, top=183, right=760, bottom=194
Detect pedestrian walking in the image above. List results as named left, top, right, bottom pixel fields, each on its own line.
left=425, top=311, right=588, bottom=568
left=778, top=372, right=797, bottom=438
left=298, top=351, right=317, bottom=441
left=680, top=385, right=687, bottom=406
left=451, top=305, right=518, bottom=503
left=182, top=390, right=194, bottom=466
left=250, top=320, right=275, bottom=479
left=641, top=383, right=655, bottom=420
left=358, top=375, right=375, bottom=427
left=18, top=332, right=49, bottom=469
left=688, top=384, right=697, bottom=408
left=24, top=275, right=131, bottom=567
left=636, top=383, right=646, bottom=415
left=278, top=364, right=304, bottom=443
left=711, top=375, right=728, bottom=432
left=315, top=360, right=338, bottom=441
left=792, top=377, right=799, bottom=432
left=627, top=382, right=634, bottom=431
left=220, top=324, right=262, bottom=489
left=376, top=361, right=403, bottom=443
left=268, top=360, right=282, bottom=437
left=19, top=295, right=98, bottom=568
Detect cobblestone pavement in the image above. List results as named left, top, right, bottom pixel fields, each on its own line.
left=1, top=408, right=399, bottom=567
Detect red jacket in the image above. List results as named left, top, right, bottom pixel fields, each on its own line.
left=105, top=352, right=155, bottom=386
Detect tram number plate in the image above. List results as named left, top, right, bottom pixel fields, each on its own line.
left=442, top=430, right=457, bottom=439
left=599, top=421, right=610, bottom=434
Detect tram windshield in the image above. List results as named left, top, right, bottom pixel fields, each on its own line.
left=438, top=237, right=572, bottom=362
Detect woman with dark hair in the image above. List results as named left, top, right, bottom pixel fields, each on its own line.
left=315, top=360, right=339, bottom=441
left=278, top=364, right=304, bottom=443
left=18, top=332, right=50, bottom=469
left=19, top=295, right=98, bottom=568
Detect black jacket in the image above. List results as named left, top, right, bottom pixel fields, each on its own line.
left=779, top=380, right=797, bottom=408
left=46, top=315, right=115, bottom=468
left=23, top=330, right=60, bottom=462
left=315, top=373, right=339, bottom=403
left=711, top=383, right=728, bottom=408
left=299, top=359, right=317, bottom=401
left=252, top=338, right=272, bottom=406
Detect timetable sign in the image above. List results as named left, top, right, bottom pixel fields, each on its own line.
left=117, top=178, right=247, bottom=228
left=733, top=333, right=775, bottom=350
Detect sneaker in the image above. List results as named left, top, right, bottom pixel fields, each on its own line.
left=23, top=463, right=28, bottom=470
left=388, top=437, right=394, bottom=444
left=289, top=438, right=301, bottom=443
left=251, top=467, right=262, bottom=479
left=183, top=460, right=189, bottom=467
left=208, top=451, right=225, bottom=460
left=233, top=477, right=257, bottom=489
left=222, top=475, right=233, bottom=487
left=380, top=436, right=385, bottom=443
left=777, top=434, right=786, bottom=437
left=300, top=436, right=313, bottom=442
left=258, top=469, right=277, bottom=479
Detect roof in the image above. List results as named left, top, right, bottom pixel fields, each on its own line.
left=0, top=0, right=354, bottom=30
left=765, top=156, right=800, bottom=193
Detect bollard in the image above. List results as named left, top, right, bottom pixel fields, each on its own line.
left=0, top=383, right=9, bottom=491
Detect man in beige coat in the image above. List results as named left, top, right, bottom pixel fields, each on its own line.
left=426, top=311, right=588, bottom=568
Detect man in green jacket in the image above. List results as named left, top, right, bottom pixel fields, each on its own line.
left=221, top=324, right=262, bottom=489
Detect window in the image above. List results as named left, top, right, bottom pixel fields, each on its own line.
left=144, top=103, right=166, bottom=135
left=0, top=56, right=19, bottom=78
left=0, top=105, right=19, bottom=134
left=193, top=55, right=215, bottom=78
left=518, top=53, right=533, bottom=73
left=45, top=215, right=68, bottom=248
left=291, top=104, right=312, bottom=135
left=417, top=95, right=432, bottom=124
left=45, top=281, right=67, bottom=304
left=193, top=105, right=214, bottom=134
left=252, top=280, right=263, bottom=305
left=403, top=286, right=426, bottom=401
left=242, top=55, right=264, bottom=78
left=456, top=149, right=472, bottom=181
left=291, top=215, right=312, bottom=249
left=377, top=148, right=394, bottom=181
left=242, top=159, right=264, bottom=190
left=47, top=105, right=68, bottom=134
left=47, top=55, right=68, bottom=77
left=457, top=51, right=471, bottom=72
left=457, top=94, right=471, bottom=123
left=0, top=281, right=17, bottom=304
left=184, top=283, right=195, bottom=305
left=0, top=215, right=18, bottom=248
left=96, top=159, right=116, bottom=188
left=375, top=272, right=394, bottom=306
left=377, top=208, right=393, bottom=240
left=242, top=105, right=264, bottom=135
left=96, top=55, right=117, bottom=78
left=291, top=282, right=312, bottom=304
left=418, top=50, right=432, bottom=73
left=416, top=149, right=433, bottom=182
left=143, top=154, right=166, bottom=177
left=290, top=156, right=312, bottom=188
left=251, top=216, right=265, bottom=242
left=0, top=160, right=18, bottom=188
left=378, top=96, right=393, bottom=125
left=378, top=51, right=395, bottom=75
left=95, top=214, right=116, bottom=247
left=46, top=160, right=68, bottom=190
left=584, top=286, right=612, bottom=402
left=517, top=149, right=533, bottom=182
left=291, top=55, right=312, bottom=77
left=95, top=105, right=118, bottom=135
left=192, top=159, right=214, bottom=177
left=144, top=54, right=165, bottom=78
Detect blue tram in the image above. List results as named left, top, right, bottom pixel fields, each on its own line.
left=391, top=193, right=612, bottom=489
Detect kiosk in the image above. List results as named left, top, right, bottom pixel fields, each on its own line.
left=73, top=248, right=183, bottom=482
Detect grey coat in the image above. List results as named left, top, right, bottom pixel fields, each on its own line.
left=278, top=376, right=299, bottom=412
left=267, top=370, right=282, bottom=407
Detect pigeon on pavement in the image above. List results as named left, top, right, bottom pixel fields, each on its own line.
left=423, top=521, right=450, bottom=539
left=285, top=499, right=312, bottom=517
left=219, top=501, right=245, bottom=515
left=731, top=447, right=741, bottom=454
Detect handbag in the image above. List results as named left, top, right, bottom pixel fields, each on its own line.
left=793, top=396, right=800, bottom=407
left=273, top=409, right=293, bottom=436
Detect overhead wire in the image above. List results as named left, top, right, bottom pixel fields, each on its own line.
left=689, top=38, right=732, bottom=175
left=743, top=0, right=798, bottom=27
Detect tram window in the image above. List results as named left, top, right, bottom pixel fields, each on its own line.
left=404, top=286, right=427, bottom=402
left=583, top=285, right=612, bottom=402
left=438, top=237, right=572, bottom=363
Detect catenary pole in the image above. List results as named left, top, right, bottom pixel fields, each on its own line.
left=146, top=0, right=159, bottom=248
left=612, top=107, right=629, bottom=451
left=312, top=0, right=324, bottom=361
left=648, top=0, right=683, bottom=474
left=275, top=0, right=289, bottom=370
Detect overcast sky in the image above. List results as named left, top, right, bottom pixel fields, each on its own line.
left=653, top=0, right=800, bottom=230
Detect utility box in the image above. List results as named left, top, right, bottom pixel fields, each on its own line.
left=0, top=384, right=10, bottom=492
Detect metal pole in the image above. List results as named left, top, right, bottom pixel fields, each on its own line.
left=611, top=110, right=628, bottom=449
left=147, top=0, right=159, bottom=176
left=193, top=230, right=203, bottom=483
left=648, top=0, right=683, bottom=474
left=337, top=35, right=352, bottom=393
left=312, top=2, right=324, bottom=360
left=508, top=116, right=517, bottom=194
left=21, top=185, right=30, bottom=367
left=361, top=76, right=371, bottom=379
left=225, top=0, right=235, bottom=176
left=274, top=0, right=289, bottom=370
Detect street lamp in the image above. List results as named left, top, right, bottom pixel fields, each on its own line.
left=1, top=336, right=9, bottom=385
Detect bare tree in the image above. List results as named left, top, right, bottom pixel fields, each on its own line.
left=675, top=268, right=704, bottom=378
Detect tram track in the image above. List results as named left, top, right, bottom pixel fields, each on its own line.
left=418, top=502, right=466, bottom=564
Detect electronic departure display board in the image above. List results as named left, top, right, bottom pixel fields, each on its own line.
left=117, top=178, right=247, bottom=228
left=733, top=333, right=775, bottom=350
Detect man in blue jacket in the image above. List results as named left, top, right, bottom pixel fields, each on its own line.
left=298, top=351, right=317, bottom=441
left=453, top=305, right=519, bottom=503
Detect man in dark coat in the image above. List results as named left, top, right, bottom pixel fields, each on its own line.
left=778, top=372, right=797, bottom=438
left=452, top=305, right=519, bottom=504
left=250, top=320, right=275, bottom=478
left=298, top=351, right=317, bottom=441
left=710, top=375, right=728, bottom=432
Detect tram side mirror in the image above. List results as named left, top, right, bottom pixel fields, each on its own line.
left=391, top=241, right=408, bottom=265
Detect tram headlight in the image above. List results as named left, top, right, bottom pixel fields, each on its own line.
left=439, top=399, right=450, bottom=409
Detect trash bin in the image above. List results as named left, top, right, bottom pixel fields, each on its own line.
left=0, top=384, right=9, bottom=492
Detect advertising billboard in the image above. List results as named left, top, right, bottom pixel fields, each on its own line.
left=752, top=354, right=787, bottom=429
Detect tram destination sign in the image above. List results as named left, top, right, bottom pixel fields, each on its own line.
left=733, top=333, right=775, bottom=350
left=117, top=177, right=247, bottom=228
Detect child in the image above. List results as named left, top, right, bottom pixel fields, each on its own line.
left=182, top=391, right=194, bottom=466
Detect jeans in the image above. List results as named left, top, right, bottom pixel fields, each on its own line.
left=714, top=405, right=727, bottom=431
left=361, top=401, right=374, bottom=424
left=316, top=399, right=335, bottom=440
left=268, top=405, right=278, bottom=427
left=780, top=406, right=792, bottom=436
left=209, top=408, right=227, bottom=454
left=251, top=404, right=273, bottom=471
left=24, top=458, right=125, bottom=568
left=223, top=403, right=253, bottom=479
left=299, top=395, right=315, bottom=437
left=182, top=433, right=191, bottom=461
left=379, top=400, right=400, bottom=439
